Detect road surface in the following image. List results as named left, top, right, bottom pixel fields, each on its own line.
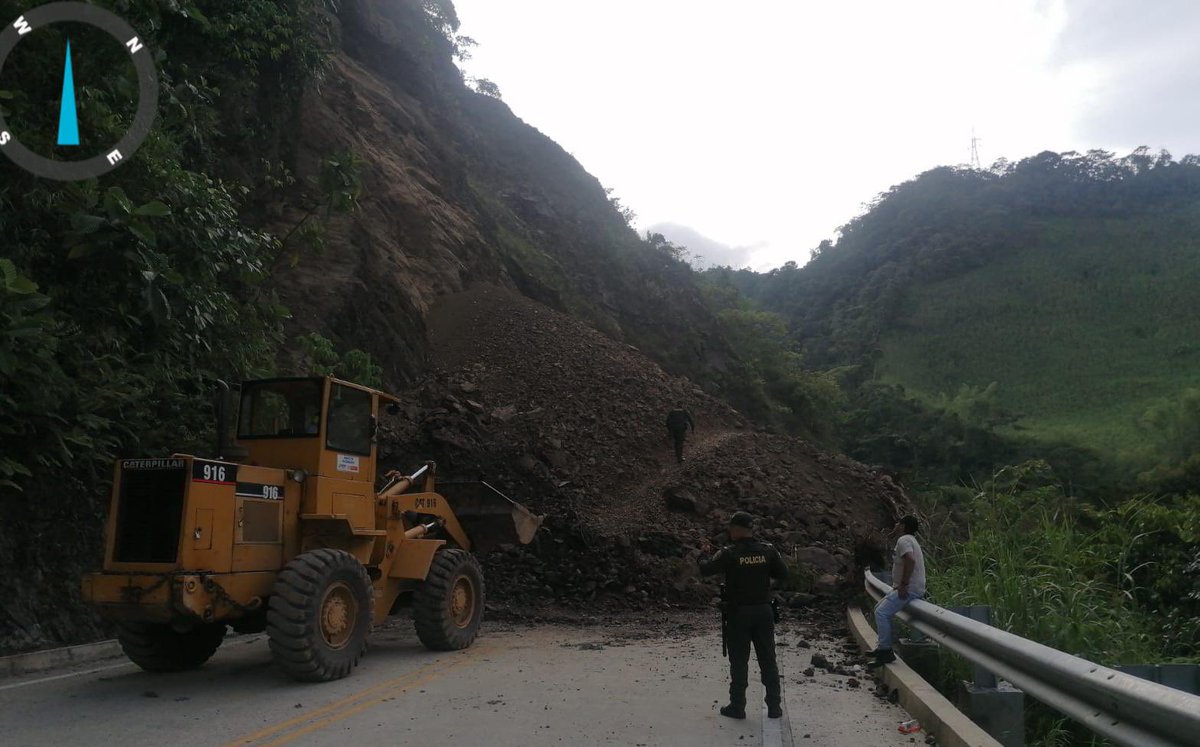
left=0, top=617, right=916, bottom=746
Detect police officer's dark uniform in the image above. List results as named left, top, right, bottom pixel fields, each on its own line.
left=665, top=408, right=695, bottom=463
left=699, top=511, right=788, bottom=719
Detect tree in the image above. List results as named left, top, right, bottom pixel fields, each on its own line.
left=472, top=77, right=502, bottom=99
left=421, top=0, right=461, bottom=36
left=604, top=188, right=637, bottom=227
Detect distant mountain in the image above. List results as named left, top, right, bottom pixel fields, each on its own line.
left=714, top=149, right=1200, bottom=467
left=645, top=222, right=760, bottom=269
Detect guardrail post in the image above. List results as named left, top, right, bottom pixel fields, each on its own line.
left=952, top=606, right=998, bottom=688
left=960, top=679, right=1025, bottom=747
left=1160, top=664, right=1200, bottom=695
left=1117, top=664, right=1200, bottom=696
left=949, top=605, right=1024, bottom=747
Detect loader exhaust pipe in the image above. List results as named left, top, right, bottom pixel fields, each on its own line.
left=214, top=379, right=230, bottom=460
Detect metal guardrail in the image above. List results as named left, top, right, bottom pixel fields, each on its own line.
left=865, top=570, right=1200, bottom=747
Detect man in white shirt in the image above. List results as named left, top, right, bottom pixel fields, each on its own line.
left=868, top=515, right=926, bottom=669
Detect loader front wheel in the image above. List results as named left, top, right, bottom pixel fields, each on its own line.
left=266, top=549, right=374, bottom=682
left=413, top=548, right=484, bottom=650
left=116, top=622, right=226, bottom=673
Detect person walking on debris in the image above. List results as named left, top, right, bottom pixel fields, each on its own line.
left=665, top=405, right=695, bottom=463
left=867, top=515, right=926, bottom=670
left=698, top=511, right=788, bottom=720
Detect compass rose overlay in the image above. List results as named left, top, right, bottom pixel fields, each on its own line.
left=0, top=2, right=159, bottom=181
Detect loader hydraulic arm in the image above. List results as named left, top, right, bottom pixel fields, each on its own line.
left=376, top=461, right=436, bottom=501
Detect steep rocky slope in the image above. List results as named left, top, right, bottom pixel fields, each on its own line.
left=382, top=286, right=908, bottom=611
left=268, top=0, right=736, bottom=392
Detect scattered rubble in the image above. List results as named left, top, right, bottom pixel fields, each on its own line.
left=381, top=286, right=910, bottom=614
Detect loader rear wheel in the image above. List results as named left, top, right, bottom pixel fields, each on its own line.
left=116, top=622, right=226, bottom=673
left=266, top=549, right=374, bottom=682
left=413, top=548, right=484, bottom=650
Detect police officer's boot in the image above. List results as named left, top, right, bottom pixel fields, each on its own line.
left=719, top=704, right=746, bottom=720
left=767, top=703, right=783, bottom=719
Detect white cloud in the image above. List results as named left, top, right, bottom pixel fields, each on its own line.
left=453, top=0, right=1186, bottom=269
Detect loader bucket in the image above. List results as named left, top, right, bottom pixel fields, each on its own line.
left=438, top=481, right=543, bottom=553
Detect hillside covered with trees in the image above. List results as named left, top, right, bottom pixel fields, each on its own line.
left=710, top=148, right=1200, bottom=492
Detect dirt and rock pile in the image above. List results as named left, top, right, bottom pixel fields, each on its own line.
left=381, top=285, right=908, bottom=614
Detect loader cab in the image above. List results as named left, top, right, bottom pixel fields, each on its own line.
left=235, top=377, right=386, bottom=483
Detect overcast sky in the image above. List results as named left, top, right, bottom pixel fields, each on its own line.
left=453, top=0, right=1200, bottom=270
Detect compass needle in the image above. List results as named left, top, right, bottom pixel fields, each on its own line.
left=57, top=38, right=79, bottom=146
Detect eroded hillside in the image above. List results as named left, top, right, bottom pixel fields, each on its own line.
left=268, top=0, right=736, bottom=389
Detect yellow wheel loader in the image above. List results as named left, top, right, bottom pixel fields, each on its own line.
left=81, top=376, right=541, bottom=681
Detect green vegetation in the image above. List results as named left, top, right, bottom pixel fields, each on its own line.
left=926, top=476, right=1158, bottom=663
left=876, top=214, right=1200, bottom=460
left=918, top=465, right=1199, bottom=743
left=0, top=0, right=334, bottom=645
left=295, top=333, right=384, bottom=389
left=710, top=148, right=1200, bottom=490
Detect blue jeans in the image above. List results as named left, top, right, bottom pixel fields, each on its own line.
left=874, top=590, right=921, bottom=649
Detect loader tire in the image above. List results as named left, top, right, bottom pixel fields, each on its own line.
left=266, top=549, right=374, bottom=682
left=413, top=548, right=484, bottom=651
left=116, top=622, right=226, bottom=673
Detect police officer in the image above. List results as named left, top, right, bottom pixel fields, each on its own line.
left=699, top=511, right=788, bottom=719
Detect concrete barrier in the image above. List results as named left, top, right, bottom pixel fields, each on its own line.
left=847, top=605, right=1002, bottom=747
left=0, top=639, right=123, bottom=679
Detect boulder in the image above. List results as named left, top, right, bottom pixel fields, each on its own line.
left=664, top=487, right=699, bottom=513
left=794, top=546, right=839, bottom=575
left=787, top=592, right=816, bottom=609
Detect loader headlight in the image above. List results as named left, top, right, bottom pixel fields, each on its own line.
left=290, top=468, right=307, bottom=483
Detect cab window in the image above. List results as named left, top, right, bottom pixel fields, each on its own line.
left=238, top=379, right=323, bottom=438
left=326, top=384, right=372, bottom=455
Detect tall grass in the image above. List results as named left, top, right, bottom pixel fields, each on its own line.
left=923, top=471, right=1159, bottom=664
left=915, top=465, right=1199, bottom=744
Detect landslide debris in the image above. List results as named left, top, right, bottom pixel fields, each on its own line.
left=381, top=285, right=908, bottom=613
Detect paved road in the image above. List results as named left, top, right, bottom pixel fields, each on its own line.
left=0, top=619, right=915, bottom=747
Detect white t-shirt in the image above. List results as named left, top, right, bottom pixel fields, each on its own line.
left=892, top=534, right=926, bottom=597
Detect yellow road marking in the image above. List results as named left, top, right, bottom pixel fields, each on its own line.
left=219, top=659, right=443, bottom=746
left=258, top=650, right=486, bottom=747
left=220, top=646, right=489, bottom=747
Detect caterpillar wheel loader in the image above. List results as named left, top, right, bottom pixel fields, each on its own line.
left=81, top=376, right=542, bottom=682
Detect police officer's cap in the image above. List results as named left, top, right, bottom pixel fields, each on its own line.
left=729, top=511, right=755, bottom=528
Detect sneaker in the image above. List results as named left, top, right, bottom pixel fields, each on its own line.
left=867, top=649, right=896, bottom=670
left=719, top=704, right=746, bottom=720
left=767, top=704, right=783, bottom=719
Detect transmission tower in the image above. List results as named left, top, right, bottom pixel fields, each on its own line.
left=969, top=128, right=983, bottom=170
